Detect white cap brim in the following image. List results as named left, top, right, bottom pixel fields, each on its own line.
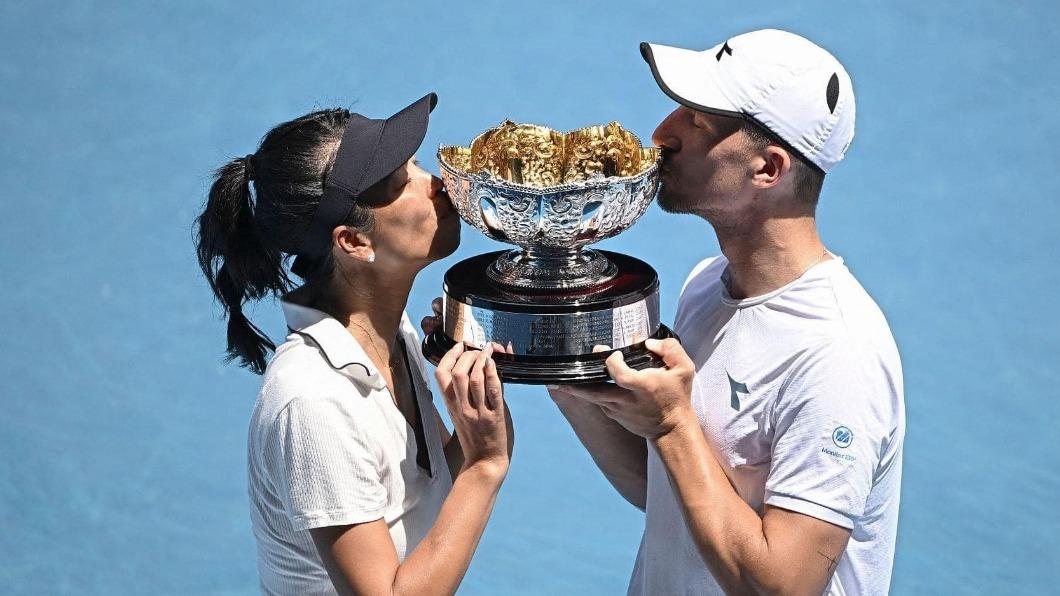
left=640, top=42, right=742, bottom=118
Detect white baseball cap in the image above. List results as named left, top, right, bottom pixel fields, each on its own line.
left=641, top=29, right=855, bottom=174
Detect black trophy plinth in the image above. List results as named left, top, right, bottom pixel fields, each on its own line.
left=422, top=250, right=676, bottom=385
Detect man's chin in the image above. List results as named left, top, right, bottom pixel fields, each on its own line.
left=656, top=191, right=696, bottom=215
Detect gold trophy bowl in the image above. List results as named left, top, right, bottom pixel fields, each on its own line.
left=425, top=120, right=674, bottom=384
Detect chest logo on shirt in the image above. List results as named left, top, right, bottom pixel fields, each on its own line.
left=726, top=372, right=749, bottom=411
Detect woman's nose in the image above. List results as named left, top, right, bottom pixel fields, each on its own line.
left=430, top=175, right=454, bottom=205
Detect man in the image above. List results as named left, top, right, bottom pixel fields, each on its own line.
left=551, top=29, right=905, bottom=595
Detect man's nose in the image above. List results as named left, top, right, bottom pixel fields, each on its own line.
left=651, top=111, right=682, bottom=152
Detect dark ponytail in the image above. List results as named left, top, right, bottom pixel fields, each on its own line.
left=196, top=156, right=287, bottom=374
left=195, top=109, right=375, bottom=375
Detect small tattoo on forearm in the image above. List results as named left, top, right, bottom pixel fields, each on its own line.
left=817, top=550, right=840, bottom=573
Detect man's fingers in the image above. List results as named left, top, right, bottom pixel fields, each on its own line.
left=594, top=344, right=641, bottom=388
left=546, top=385, right=574, bottom=402
left=421, top=315, right=441, bottom=336
left=421, top=297, right=445, bottom=335
left=591, top=344, right=642, bottom=390
left=644, top=337, right=693, bottom=371
left=550, top=382, right=630, bottom=405
left=605, top=350, right=639, bottom=388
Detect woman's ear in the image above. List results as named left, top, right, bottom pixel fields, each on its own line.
left=752, top=146, right=792, bottom=189
left=332, top=226, right=375, bottom=263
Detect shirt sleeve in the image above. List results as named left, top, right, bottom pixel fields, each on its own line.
left=764, top=339, right=891, bottom=530
left=267, top=396, right=388, bottom=531
left=680, top=256, right=721, bottom=296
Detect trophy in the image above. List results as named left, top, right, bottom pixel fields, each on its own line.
left=422, top=120, right=675, bottom=384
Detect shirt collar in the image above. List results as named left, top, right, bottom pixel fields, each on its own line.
left=719, top=254, right=845, bottom=308
left=280, top=296, right=388, bottom=391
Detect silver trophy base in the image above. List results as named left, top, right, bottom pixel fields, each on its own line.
left=486, top=248, right=617, bottom=291
left=423, top=325, right=675, bottom=384
left=422, top=250, right=675, bottom=385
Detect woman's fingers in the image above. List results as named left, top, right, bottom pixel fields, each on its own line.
left=436, top=341, right=463, bottom=370
left=489, top=360, right=511, bottom=458
left=450, top=349, right=479, bottom=412
left=484, top=357, right=504, bottom=411
left=469, top=344, right=493, bottom=413
left=432, top=297, right=443, bottom=316
left=434, top=342, right=464, bottom=397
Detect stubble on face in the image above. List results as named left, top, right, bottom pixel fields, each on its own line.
left=655, top=153, right=750, bottom=224
left=658, top=121, right=760, bottom=231
left=655, top=178, right=697, bottom=215
left=652, top=110, right=753, bottom=219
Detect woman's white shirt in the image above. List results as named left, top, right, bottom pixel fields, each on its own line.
left=247, top=298, right=452, bottom=596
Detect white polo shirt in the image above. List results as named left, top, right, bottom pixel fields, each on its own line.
left=247, top=298, right=452, bottom=596
left=629, top=255, right=905, bottom=596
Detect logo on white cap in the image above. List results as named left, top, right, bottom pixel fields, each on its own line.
left=641, top=29, right=856, bottom=173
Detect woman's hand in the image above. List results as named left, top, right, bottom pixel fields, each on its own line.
left=316, top=341, right=516, bottom=596
left=434, top=342, right=511, bottom=479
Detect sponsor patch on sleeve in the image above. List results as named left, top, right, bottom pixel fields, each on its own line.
left=821, top=424, right=857, bottom=463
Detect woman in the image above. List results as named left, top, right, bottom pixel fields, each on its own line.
left=195, top=92, right=512, bottom=596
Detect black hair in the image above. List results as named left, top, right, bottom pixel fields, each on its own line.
left=195, top=109, right=375, bottom=374
left=740, top=119, right=824, bottom=205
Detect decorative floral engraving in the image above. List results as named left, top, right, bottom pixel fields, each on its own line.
left=437, top=121, right=662, bottom=289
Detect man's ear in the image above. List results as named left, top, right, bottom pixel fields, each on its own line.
left=332, top=226, right=375, bottom=263
left=752, top=146, right=792, bottom=189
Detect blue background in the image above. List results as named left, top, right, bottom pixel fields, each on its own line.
left=2, top=1, right=1058, bottom=594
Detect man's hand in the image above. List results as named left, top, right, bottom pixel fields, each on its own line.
left=558, top=338, right=697, bottom=440
left=421, top=297, right=443, bottom=336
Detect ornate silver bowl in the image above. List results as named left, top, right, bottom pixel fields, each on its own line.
left=438, top=120, right=662, bottom=290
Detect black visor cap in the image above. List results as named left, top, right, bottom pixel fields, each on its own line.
left=294, top=92, right=437, bottom=268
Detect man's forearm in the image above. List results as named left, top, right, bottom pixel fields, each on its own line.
left=551, top=389, right=648, bottom=509
left=570, top=340, right=849, bottom=595
left=654, top=413, right=783, bottom=595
